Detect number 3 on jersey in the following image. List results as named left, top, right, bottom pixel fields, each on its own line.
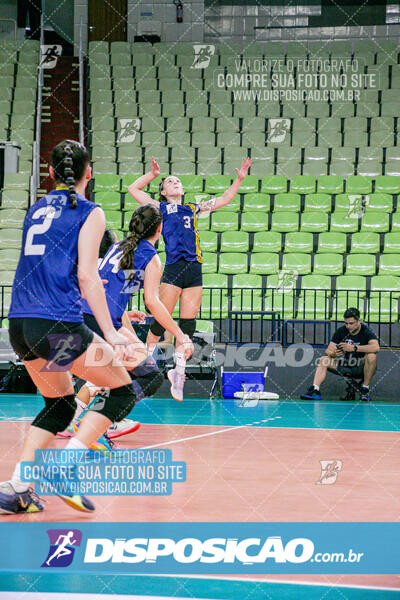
left=183, top=215, right=191, bottom=229
left=24, top=206, right=58, bottom=256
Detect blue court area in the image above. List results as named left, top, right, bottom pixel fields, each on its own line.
left=1, top=393, right=399, bottom=433
left=1, top=574, right=400, bottom=600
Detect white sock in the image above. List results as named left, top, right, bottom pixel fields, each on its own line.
left=73, top=398, right=87, bottom=422
left=174, top=351, right=186, bottom=376
left=362, top=384, right=369, bottom=390
left=66, top=437, right=88, bottom=450
left=314, top=385, right=320, bottom=391
left=11, top=462, right=28, bottom=492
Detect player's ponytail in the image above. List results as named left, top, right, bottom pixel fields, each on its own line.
left=63, top=145, right=77, bottom=208
left=51, top=139, right=90, bottom=209
left=119, top=204, right=162, bottom=276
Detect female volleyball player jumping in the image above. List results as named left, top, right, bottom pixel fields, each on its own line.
left=0, top=141, right=167, bottom=515
left=128, top=157, right=252, bottom=400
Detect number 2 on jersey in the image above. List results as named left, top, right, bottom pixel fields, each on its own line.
left=24, top=206, right=58, bottom=256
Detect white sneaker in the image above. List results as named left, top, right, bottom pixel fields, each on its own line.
left=56, top=421, right=77, bottom=438
left=168, top=368, right=185, bottom=402
left=106, top=419, right=141, bottom=440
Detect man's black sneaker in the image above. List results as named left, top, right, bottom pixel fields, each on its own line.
left=300, top=386, right=322, bottom=400
left=360, top=386, right=371, bottom=402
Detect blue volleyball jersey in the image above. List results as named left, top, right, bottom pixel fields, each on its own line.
left=9, top=188, right=98, bottom=322
left=81, top=238, right=157, bottom=329
left=159, top=201, right=203, bottom=265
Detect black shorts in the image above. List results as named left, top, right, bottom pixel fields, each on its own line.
left=161, top=259, right=203, bottom=289
left=9, top=317, right=94, bottom=367
left=83, top=313, right=103, bottom=339
left=336, top=363, right=365, bottom=379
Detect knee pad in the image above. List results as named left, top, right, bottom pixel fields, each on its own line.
left=149, top=319, right=166, bottom=337
left=90, top=383, right=137, bottom=423
left=129, top=356, right=164, bottom=400
left=32, top=394, right=76, bottom=435
left=179, top=317, right=196, bottom=339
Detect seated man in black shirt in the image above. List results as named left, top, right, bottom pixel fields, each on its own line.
left=300, top=307, right=380, bottom=402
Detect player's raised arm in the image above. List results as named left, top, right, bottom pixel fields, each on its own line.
left=143, top=255, right=193, bottom=360
left=127, top=157, right=161, bottom=207
left=198, top=157, right=252, bottom=214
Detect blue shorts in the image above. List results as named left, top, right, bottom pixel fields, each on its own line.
left=162, top=259, right=203, bottom=289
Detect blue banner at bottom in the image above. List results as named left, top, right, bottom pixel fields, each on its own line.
left=0, top=522, right=398, bottom=574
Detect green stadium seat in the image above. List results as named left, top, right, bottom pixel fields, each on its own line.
left=345, top=175, right=372, bottom=194
left=300, top=212, right=328, bottom=232
left=385, top=162, right=400, bottom=177
left=104, top=210, right=122, bottom=230
left=252, top=231, right=281, bottom=253
left=357, top=161, right=381, bottom=178
left=260, top=175, right=287, bottom=194
left=0, top=271, right=15, bottom=285
left=219, top=252, right=247, bottom=274
left=365, top=297, right=398, bottom=323
left=238, top=175, right=259, bottom=194
left=0, top=249, right=20, bottom=270
left=313, top=253, right=343, bottom=275
left=121, top=174, right=143, bottom=193
left=195, top=320, right=215, bottom=334
left=375, top=175, right=400, bottom=194
left=0, top=209, right=25, bottom=229
left=202, top=252, right=218, bottom=273
left=302, top=162, right=328, bottom=177
left=211, top=211, right=238, bottom=232
left=203, top=273, right=229, bottom=291
left=317, top=175, right=344, bottom=194
left=285, top=232, right=313, bottom=253
left=179, top=175, right=203, bottom=193
left=290, top=176, right=316, bottom=194
left=301, top=274, right=331, bottom=291
left=297, top=293, right=330, bottom=319
left=304, top=193, right=331, bottom=212
left=250, top=253, right=279, bottom=274
left=332, top=293, right=365, bottom=321
left=274, top=193, right=301, bottom=212
left=231, top=292, right=262, bottom=318
left=95, top=192, right=121, bottom=210
left=383, top=233, right=400, bottom=253
left=199, top=231, right=218, bottom=252
left=370, top=275, right=400, bottom=297
left=264, top=292, right=296, bottom=319
left=200, top=290, right=228, bottom=319
left=242, top=193, right=270, bottom=212
left=0, top=229, right=22, bottom=249
left=346, top=254, right=376, bottom=276
left=271, top=212, right=299, bottom=232
left=351, top=232, right=379, bottom=254
left=197, top=215, right=210, bottom=231
left=365, top=193, right=393, bottom=212
left=185, top=193, right=210, bottom=204
left=218, top=196, right=241, bottom=212
left=3, top=174, right=30, bottom=191
left=336, top=275, right=366, bottom=294
left=241, top=212, right=269, bottom=232
left=282, top=253, right=311, bottom=274
left=379, top=254, right=400, bottom=276
left=220, top=231, right=249, bottom=252
left=205, top=175, right=231, bottom=194
left=92, top=161, right=118, bottom=175
left=330, top=213, right=359, bottom=233
left=318, top=232, right=346, bottom=253
left=1, top=190, right=29, bottom=209
left=304, top=147, right=329, bottom=162
left=361, top=213, right=389, bottom=233
left=391, top=213, right=400, bottom=232
left=232, top=274, right=263, bottom=295
left=94, top=174, right=120, bottom=192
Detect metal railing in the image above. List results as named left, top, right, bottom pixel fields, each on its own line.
left=30, top=9, right=45, bottom=206
left=123, top=287, right=400, bottom=347
left=78, top=16, right=85, bottom=146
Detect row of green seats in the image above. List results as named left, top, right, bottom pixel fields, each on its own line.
left=93, top=174, right=400, bottom=195
left=185, top=251, right=400, bottom=276
left=94, top=191, right=399, bottom=213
